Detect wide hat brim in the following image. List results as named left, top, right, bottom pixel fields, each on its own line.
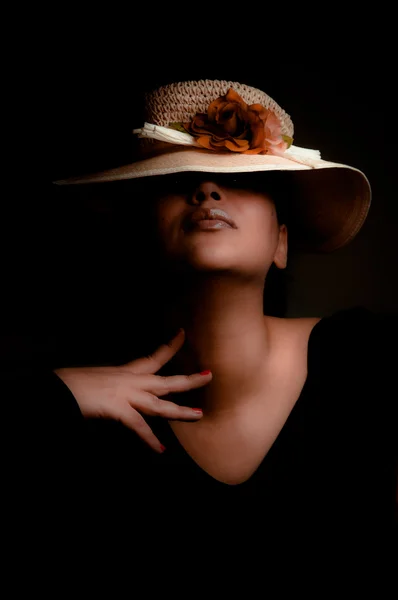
left=54, top=148, right=371, bottom=253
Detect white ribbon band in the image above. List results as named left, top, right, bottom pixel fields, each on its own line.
left=133, top=123, right=202, bottom=147
left=133, top=123, right=322, bottom=166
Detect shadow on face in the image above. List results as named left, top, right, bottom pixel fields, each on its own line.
left=52, top=172, right=296, bottom=324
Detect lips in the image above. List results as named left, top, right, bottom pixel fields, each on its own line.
left=184, top=207, right=237, bottom=231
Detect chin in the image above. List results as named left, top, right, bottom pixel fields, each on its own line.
left=184, top=246, right=237, bottom=269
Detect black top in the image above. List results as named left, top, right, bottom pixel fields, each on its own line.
left=4, top=307, right=398, bottom=590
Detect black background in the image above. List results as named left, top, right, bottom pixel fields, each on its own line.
left=2, top=12, right=397, bottom=367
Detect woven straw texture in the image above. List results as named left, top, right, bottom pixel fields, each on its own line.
left=144, top=79, right=294, bottom=138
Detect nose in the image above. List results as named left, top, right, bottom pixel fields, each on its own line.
left=191, top=180, right=223, bottom=205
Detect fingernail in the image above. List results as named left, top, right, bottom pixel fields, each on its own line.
left=192, top=408, right=203, bottom=414
left=200, top=370, right=211, bottom=376
left=160, top=444, right=166, bottom=452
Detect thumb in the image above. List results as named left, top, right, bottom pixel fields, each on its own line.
left=123, top=328, right=185, bottom=375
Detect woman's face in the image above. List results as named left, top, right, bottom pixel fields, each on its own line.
left=151, top=173, right=287, bottom=278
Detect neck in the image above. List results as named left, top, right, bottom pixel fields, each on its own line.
left=162, top=271, right=277, bottom=415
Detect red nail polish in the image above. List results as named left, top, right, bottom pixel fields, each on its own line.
left=200, top=370, right=211, bottom=375
left=192, top=408, right=203, bottom=413
left=160, top=444, right=166, bottom=452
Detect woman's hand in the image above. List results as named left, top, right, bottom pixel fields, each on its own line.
left=54, top=329, right=212, bottom=453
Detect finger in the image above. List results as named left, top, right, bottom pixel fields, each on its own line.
left=124, top=329, right=185, bottom=375
left=138, top=370, right=213, bottom=396
left=117, top=406, right=166, bottom=453
left=128, top=392, right=204, bottom=421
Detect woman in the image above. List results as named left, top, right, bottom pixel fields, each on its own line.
left=7, top=80, right=397, bottom=585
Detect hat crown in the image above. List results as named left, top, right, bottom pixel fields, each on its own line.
left=144, top=79, right=294, bottom=139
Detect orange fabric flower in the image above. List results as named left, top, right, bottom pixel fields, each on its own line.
left=183, top=88, right=290, bottom=155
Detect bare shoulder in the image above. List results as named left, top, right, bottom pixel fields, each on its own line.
left=265, top=314, right=322, bottom=349
left=291, top=315, right=323, bottom=336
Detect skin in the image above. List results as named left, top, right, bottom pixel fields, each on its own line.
left=55, top=172, right=320, bottom=483
left=152, top=174, right=321, bottom=484
left=54, top=330, right=212, bottom=453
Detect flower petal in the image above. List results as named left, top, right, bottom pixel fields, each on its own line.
left=243, top=147, right=264, bottom=155
left=249, top=104, right=270, bottom=121
left=208, top=97, right=227, bottom=121
left=196, top=136, right=215, bottom=150
left=217, top=105, right=240, bottom=134
left=225, top=88, right=248, bottom=111
left=224, top=138, right=250, bottom=152
left=181, top=88, right=285, bottom=156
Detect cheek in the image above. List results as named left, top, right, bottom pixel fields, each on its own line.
left=236, top=216, right=280, bottom=273
left=155, top=197, right=185, bottom=245
left=155, top=212, right=182, bottom=256
left=156, top=217, right=172, bottom=250
left=246, top=212, right=280, bottom=251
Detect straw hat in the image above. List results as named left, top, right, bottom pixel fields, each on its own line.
left=54, top=79, right=371, bottom=253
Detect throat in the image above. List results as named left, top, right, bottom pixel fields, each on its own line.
left=164, top=322, right=273, bottom=414
left=164, top=316, right=320, bottom=485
